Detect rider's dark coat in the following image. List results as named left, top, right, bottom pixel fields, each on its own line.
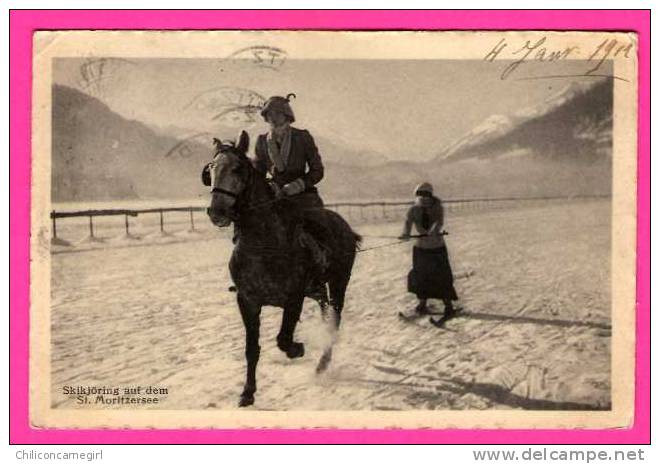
left=253, top=127, right=324, bottom=208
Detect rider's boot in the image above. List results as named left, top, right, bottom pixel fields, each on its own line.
left=298, top=230, right=329, bottom=271
left=297, top=229, right=329, bottom=300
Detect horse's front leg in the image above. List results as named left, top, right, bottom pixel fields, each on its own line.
left=276, top=296, right=305, bottom=359
left=316, top=276, right=349, bottom=374
left=238, top=294, right=261, bottom=407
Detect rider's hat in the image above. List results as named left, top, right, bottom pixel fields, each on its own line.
left=260, top=93, right=296, bottom=123
left=414, top=182, right=434, bottom=196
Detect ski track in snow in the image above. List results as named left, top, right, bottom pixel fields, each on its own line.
left=50, top=200, right=611, bottom=411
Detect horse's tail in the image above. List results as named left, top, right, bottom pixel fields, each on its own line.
left=319, top=207, right=362, bottom=251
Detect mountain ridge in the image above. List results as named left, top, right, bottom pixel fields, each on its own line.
left=52, top=83, right=612, bottom=203
left=434, top=79, right=612, bottom=163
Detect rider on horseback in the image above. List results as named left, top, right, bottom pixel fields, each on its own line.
left=253, top=94, right=331, bottom=289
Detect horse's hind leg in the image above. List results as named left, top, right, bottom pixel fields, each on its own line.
left=238, top=294, right=262, bottom=407
left=276, top=296, right=305, bottom=359
left=316, top=274, right=350, bottom=373
left=316, top=286, right=330, bottom=320
left=329, top=274, right=349, bottom=327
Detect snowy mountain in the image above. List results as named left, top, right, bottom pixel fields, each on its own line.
left=434, top=79, right=613, bottom=163
left=439, top=114, right=515, bottom=160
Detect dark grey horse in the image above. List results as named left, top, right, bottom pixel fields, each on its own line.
left=204, top=131, right=361, bottom=407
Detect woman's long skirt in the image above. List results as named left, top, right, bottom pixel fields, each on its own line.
left=407, top=246, right=458, bottom=300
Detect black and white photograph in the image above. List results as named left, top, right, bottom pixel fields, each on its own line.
left=29, top=30, right=638, bottom=429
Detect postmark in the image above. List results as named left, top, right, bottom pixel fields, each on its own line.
left=184, top=86, right=266, bottom=126
left=77, top=57, right=135, bottom=98
left=224, top=45, right=288, bottom=70
left=164, top=131, right=214, bottom=159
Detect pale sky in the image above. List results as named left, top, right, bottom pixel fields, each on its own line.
left=53, top=58, right=609, bottom=161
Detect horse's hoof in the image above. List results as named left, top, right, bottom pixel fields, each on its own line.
left=239, top=394, right=254, bottom=407
left=286, top=342, right=305, bottom=359
left=316, top=350, right=332, bottom=373
left=316, top=361, right=329, bottom=374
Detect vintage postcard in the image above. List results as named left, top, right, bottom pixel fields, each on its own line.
left=30, top=30, right=637, bottom=429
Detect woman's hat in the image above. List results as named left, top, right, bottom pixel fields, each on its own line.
left=260, top=93, right=296, bottom=122
left=414, top=182, right=434, bottom=196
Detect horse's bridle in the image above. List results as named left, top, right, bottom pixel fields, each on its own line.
left=208, top=149, right=256, bottom=220
left=211, top=186, right=240, bottom=199
left=208, top=149, right=283, bottom=215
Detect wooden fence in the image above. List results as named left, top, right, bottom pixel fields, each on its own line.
left=50, top=207, right=204, bottom=241
left=50, top=195, right=610, bottom=244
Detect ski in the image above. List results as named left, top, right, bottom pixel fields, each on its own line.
left=429, top=315, right=452, bottom=328
left=398, top=309, right=443, bottom=322
left=429, top=307, right=465, bottom=328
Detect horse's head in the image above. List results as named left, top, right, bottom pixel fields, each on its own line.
left=202, top=130, right=251, bottom=227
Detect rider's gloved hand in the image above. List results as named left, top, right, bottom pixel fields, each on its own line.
left=267, top=180, right=284, bottom=198
left=282, top=178, right=306, bottom=196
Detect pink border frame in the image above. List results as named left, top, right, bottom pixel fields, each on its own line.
left=9, top=10, right=650, bottom=444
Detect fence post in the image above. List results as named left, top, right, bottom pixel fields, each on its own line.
left=159, top=209, right=164, bottom=233
left=52, top=213, right=58, bottom=239
left=124, top=214, right=130, bottom=236
left=88, top=215, right=95, bottom=238
left=381, top=203, right=386, bottom=219
left=360, top=205, right=365, bottom=221
left=189, top=208, right=195, bottom=231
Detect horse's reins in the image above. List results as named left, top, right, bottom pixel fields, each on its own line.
left=209, top=152, right=449, bottom=255
left=209, top=152, right=285, bottom=212
left=245, top=196, right=283, bottom=211
left=209, top=160, right=280, bottom=218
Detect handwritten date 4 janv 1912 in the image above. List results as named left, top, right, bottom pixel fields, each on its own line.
left=484, top=36, right=634, bottom=81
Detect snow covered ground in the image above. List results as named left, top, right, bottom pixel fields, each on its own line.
left=50, top=199, right=611, bottom=411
